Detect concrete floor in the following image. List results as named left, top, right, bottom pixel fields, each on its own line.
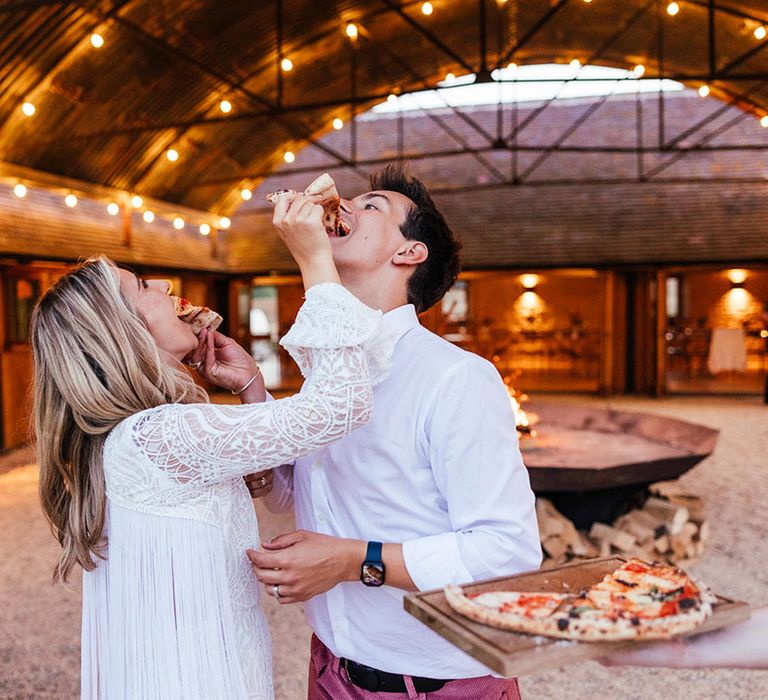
left=1, top=396, right=767, bottom=700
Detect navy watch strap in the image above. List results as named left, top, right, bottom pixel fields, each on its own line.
left=365, top=541, right=383, bottom=563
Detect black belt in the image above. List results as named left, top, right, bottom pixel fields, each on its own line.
left=341, top=658, right=449, bottom=693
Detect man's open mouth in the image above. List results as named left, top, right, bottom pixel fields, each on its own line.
left=332, top=220, right=351, bottom=238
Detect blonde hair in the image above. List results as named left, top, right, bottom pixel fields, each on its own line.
left=31, top=256, right=207, bottom=582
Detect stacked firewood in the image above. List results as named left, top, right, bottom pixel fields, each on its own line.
left=537, top=482, right=709, bottom=569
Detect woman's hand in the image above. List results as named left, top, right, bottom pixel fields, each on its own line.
left=272, top=193, right=340, bottom=290
left=187, top=329, right=266, bottom=401
left=244, top=470, right=274, bottom=499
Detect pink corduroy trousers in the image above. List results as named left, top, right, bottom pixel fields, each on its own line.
left=307, top=634, right=522, bottom=700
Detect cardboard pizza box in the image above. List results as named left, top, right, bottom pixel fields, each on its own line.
left=403, top=557, right=750, bottom=677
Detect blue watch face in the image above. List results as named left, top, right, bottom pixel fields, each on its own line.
left=361, top=562, right=385, bottom=587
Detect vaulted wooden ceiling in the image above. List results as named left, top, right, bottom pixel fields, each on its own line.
left=2, top=0, right=767, bottom=217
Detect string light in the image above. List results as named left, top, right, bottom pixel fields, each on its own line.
left=106, top=202, right=120, bottom=215
left=173, top=217, right=185, bottom=230
left=199, top=223, right=211, bottom=236
left=755, top=26, right=767, bottom=40
left=698, top=84, right=710, bottom=97
left=332, top=117, right=344, bottom=130
left=633, top=64, right=646, bottom=77
left=142, top=210, right=155, bottom=223
left=21, top=102, right=36, bottom=117
left=13, top=184, right=27, bottom=198
left=65, top=194, right=78, bottom=208
left=280, top=57, right=293, bottom=72
left=131, top=194, right=143, bottom=208
left=761, top=115, right=768, bottom=128
left=421, top=2, right=433, bottom=15
left=345, top=22, right=359, bottom=40
left=218, top=216, right=231, bottom=230
left=507, top=62, right=518, bottom=72
left=583, top=0, right=592, bottom=3
left=283, top=150, right=295, bottom=163
left=166, top=148, right=179, bottom=162
left=444, top=72, right=456, bottom=83
left=240, top=188, right=253, bottom=200
left=666, top=2, right=679, bottom=16
left=219, top=99, right=232, bottom=113
left=89, top=33, right=104, bottom=48
left=570, top=58, right=581, bottom=69
left=387, top=93, right=399, bottom=103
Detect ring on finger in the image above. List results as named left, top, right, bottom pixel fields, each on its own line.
left=258, top=476, right=268, bottom=488
left=273, top=584, right=281, bottom=599
left=187, top=360, right=202, bottom=369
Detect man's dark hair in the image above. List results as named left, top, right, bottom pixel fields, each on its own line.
left=370, top=163, right=461, bottom=314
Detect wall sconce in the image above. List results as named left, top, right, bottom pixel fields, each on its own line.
left=519, top=273, right=540, bottom=291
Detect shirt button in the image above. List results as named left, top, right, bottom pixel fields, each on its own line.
left=316, top=511, right=325, bottom=522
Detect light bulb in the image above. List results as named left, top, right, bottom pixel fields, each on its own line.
left=667, top=2, right=679, bottom=16
left=106, top=202, right=120, bottom=216
left=131, top=195, right=143, bottom=208
left=199, top=223, right=211, bottom=236
left=421, top=2, right=433, bottom=15
left=345, top=23, right=358, bottom=40
left=284, top=150, right=295, bottom=163
left=444, top=72, right=455, bottom=83
left=166, top=148, right=179, bottom=162
left=698, top=84, right=710, bottom=97
left=21, top=102, right=36, bottom=117
left=218, top=216, right=231, bottom=230
left=173, top=217, right=185, bottom=230
left=240, top=188, right=253, bottom=200
left=507, top=62, right=518, bottom=72
left=633, top=64, right=646, bottom=77
left=755, top=26, right=767, bottom=40
left=570, top=58, right=581, bottom=69
left=90, top=33, right=104, bottom=48
left=281, top=57, right=293, bottom=72
left=65, top=194, right=78, bottom=208
left=387, top=93, right=398, bottom=104
left=13, top=184, right=27, bottom=198
left=143, top=210, right=155, bottom=223
left=332, top=117, right=344, bottom=130
left=219, top=99, right=232, bottom=113
left=761, top=115, right=768, bottom=128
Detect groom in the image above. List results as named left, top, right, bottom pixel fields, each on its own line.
left=250, top=163, right=541, bottom=698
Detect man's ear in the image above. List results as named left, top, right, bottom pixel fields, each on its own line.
left=392, top=240, right=428, bottom=267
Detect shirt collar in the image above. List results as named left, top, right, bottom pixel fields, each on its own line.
left=383, top=304, right=420, bottom=344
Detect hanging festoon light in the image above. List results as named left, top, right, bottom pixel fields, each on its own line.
left=131, top=194, right=143, bottom=208
left=240, top=187, right=253, bottom=201
left=761, top=115, right=768, bottom=128
left=166, top=148, right=179, bottom=162
left=89, top=33, right=104, bottom=48
left=173, top=217, right=185, bottom=230
left=667, top=2, right=680, bottom=16
left=199, top=223, right=212, bottom=236
left=284, top=150, right=295, bottom=163
left=65, top=194, right=78, bottom=208
left=387, top=92, right=399, bottom=104
left=142, top=210, right=155, bottom=223
left=345, top=22, right=359, bottom=41
left=421, top=2, right=433, bottom=15
left=106, top=202, right=120, bottom=215
left=280, top=57, right=293, bottom=72
left=570, top=58, right=582, bottom=69
left=218, top=216, right=231, bottom=230
left=13, top=184, right=27, bottom=198
left=754, top=26, right=767, bottom=41
left=332, top=117, right=344, bottom=130
left=633, top=64, right=646, bottom=77
left=21, top=101, right=36, bottom=117
left=444, top=72, right=456, bottom=84
left=698, top=84, right=710, bottom=97
left=219, top=99, right=232, bottom=113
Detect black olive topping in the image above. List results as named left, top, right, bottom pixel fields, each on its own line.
left=557, top=617, right=570, bottom=630
left=679, top=598, right=697, bottom=610
left=630, top=616, right=640, bottom=626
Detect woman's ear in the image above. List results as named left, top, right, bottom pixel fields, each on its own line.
left=392, top=240, right=428, bottom=267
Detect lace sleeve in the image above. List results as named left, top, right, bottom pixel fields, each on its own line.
left=128, top=284, right=394, bottom=485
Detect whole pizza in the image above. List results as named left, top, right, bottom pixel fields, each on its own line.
left=444, top=559, right=717, bottom=641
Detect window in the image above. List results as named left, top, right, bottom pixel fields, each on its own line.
left=666, top=276, right=681, bottom=319
left=250, top=286, right=281, bottom=387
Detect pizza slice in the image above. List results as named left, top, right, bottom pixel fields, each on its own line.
left=266, top=173, right=350, bottom=237
left=172, top=295, right=223, bottom=336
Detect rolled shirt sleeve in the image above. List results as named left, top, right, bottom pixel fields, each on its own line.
left=402, top=357, right=542, bottom=591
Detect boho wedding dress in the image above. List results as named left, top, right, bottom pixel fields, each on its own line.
left=79, top=284, right=394, bottom=700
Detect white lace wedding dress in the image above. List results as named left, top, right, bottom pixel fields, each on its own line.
left=80, top=283, right=394, bottom=700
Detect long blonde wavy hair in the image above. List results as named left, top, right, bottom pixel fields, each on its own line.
left=31, top=256, right=207, bottom=582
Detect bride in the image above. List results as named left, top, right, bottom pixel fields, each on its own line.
left=31, top=193, right=393, bottom=699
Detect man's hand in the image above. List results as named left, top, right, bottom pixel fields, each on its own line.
left=247, top=530, right=365, bottom=604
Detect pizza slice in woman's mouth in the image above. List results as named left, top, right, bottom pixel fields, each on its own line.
left=172, top=296, right=223, bottom=336
left=267, top=173, right=351, bottom=238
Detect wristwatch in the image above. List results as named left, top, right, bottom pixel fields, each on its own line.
left=360, top=541, right=386, bottom=587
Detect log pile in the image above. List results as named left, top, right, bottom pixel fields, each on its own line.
left=537, top=482, right=708, bottom=569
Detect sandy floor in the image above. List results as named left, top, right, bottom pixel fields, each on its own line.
left=1, top=395, right=767, bottom=699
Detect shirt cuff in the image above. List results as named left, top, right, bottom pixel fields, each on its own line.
left=402, top=532, right=474, bottom=591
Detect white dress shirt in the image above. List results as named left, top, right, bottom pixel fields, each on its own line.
left=266, top=304, right=541, bottom=679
